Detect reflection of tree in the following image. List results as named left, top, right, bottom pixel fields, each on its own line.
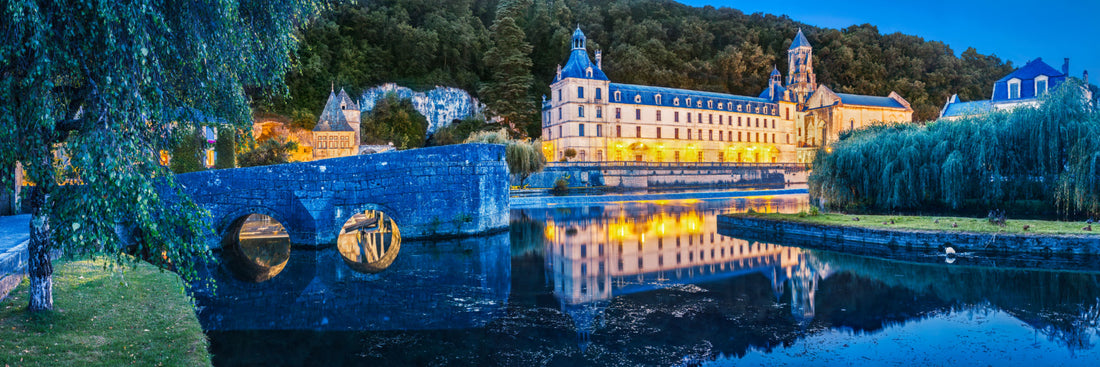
left=812, top=249, right=1100, bottom=351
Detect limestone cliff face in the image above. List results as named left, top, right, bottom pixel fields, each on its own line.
left=359, top=83, right=481, bottom=135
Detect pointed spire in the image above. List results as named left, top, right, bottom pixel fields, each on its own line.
left=790, top=28, right=811, bottom=49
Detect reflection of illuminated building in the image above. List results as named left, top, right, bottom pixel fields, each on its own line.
left=536, top=197, right=820, bottom=336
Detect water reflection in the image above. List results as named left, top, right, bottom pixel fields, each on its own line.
left=337, top=210, right=400, bottom=274
left=223, top=214, right=291, bottom=282
left=200, top=194, right=1100, bottom=366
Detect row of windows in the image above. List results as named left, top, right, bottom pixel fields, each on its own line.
left=1006, top=77, right=1050, bottom=99
left=559, top=149, right=779, bottom=164
left=554, top=86, right=781, bottom=115
left=558, top=86, right=604, bottom=101
left=550, top=123, right=786, bottom=144
left=611, top=108, right=778, bottom=129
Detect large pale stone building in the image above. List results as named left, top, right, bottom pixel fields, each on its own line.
left=542, top=28, right=914, bottom=164
left=312, top=88, right=361, bottom=160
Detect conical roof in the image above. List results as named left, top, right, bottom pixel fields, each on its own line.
left=313, top=92, right=355, bottom=132
left=336, top=88, right=359, bottom=110
left=790, top=28, right=811, bottom=49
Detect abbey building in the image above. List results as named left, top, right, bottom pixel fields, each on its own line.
left=541, top=28, right=914, bottom=164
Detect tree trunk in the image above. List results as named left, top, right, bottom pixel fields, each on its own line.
left=27, top=187, right=53, bottom=312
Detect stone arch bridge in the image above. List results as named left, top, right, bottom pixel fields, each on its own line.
left=174, top=143, right=509, bottom=248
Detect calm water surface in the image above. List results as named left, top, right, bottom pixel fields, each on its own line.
left=193, top=194, right=1100, bottom=366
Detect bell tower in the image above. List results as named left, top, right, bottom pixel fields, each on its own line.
left=787, top=28, right=816, bottom=104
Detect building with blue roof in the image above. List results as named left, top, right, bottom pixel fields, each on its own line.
left=940, top=58, right=1089, bottom=120
left=541, top=27, right=913, bottom=164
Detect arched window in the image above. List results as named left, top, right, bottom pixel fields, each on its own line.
left=655, top=94, right=662, bottom=105
left=1008, top=78, right=1021, bottom=99
left=673, top=98, right=680, bottom=106
left=614, top=91, right=621, bottom=102
left=634, top=94, right=642, bottom=103
left=585, top=67, right=593, bottom=78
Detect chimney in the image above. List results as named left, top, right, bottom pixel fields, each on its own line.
left=1063, top=58, right=1070, bottom=75
left=595, top=50, right=602, bottom=69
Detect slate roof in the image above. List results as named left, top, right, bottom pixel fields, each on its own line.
left=940, top=100, right=994, bottom=118
left=996, top=58, right=1063, bottom=82
left=313, top=92, right=355, bottom=132
left=790, top=29, right=810, bottom=49
left=336, top=88, right=359, bottom=110
left=832, top=93, right=905, bottom=108
left=758, top=84, right=788, bottom=102
left=556, top=28, right=610, bottom=82
left=610, top=83, right=779, bottom=116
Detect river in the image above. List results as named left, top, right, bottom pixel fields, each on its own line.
left=192, top=194, right=1100, bottom=366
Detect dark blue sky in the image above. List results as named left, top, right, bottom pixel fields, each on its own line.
left=677, top=0, right=1099, bottom=87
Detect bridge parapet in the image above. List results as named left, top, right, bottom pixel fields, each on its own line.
left=175, top=143, right=509, bottom=247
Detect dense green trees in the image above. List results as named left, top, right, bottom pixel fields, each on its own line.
left=480, top=0, right=537, bottom=138
left=268, top=0, right=1032, bottom=130
left=810, top=80, right=1100, bottom=218
left=238, top=138, right=300, bottom=168
left=360, top=93, right=429, bottom=149
left=1, top=0, right=313, bottom=311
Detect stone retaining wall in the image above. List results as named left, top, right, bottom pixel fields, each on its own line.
left=516, top=164, right=808, bottom=190
left=716, top=215, right=1100, bottom=256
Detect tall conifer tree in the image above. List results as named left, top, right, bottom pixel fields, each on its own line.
left=480, top=0, right=536, bottom=138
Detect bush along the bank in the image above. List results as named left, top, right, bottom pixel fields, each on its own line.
left=465, top=129, right=547, bottom=186
left=810, top=80, right=1100, bottom=218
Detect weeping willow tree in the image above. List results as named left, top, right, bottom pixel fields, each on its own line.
left=0, top=0, right=317, bottom=311
left=810, top=79, right=1099, bottom=217
left=465, top=129, right=546, bottom=186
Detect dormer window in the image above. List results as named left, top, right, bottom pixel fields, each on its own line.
left=685, top=97, right=691, bottom=106
left=673, top=98, right=680, bottom=106
left=585, top=67, right=593, bottom=78
left=634, top=94, right=642, bottom=103
left=614, top=91, right=621, bottom=102
left=696, top=100, right=702, bottom=108
left=1035, top=75, right=1049, bottom=95
left=1008, top=78, right=1021, bottom=99
left=655, top=94, right=662, bottom=105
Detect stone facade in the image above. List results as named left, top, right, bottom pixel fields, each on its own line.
left=175, top=143, right=510, bottom=246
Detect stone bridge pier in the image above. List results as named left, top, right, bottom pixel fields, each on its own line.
left=174, top=143, right=509, bottom=248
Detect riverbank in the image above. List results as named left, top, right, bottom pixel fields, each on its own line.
left=510, top=187, right=808, bottom=208
left=746, top=213, right=1098, bottom=235
left=717, top=213, right=1100, bottom=257
left=0, top=258, right=212, bottom=366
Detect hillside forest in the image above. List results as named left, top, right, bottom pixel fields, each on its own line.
left=263, top=0, right=1022, bottom=138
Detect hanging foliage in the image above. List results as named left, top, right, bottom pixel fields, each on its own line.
left=810, top=79, right=1099, bottom=218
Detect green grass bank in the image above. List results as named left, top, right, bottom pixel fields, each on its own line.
left=0, top=258, right=211, bottom=366
left=744, top=212, right=1100, bottom=236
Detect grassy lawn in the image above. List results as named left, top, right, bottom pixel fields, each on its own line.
left=0, top=258, right=211, bottom=366
left=740, top=212, right=1100, bottom=236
